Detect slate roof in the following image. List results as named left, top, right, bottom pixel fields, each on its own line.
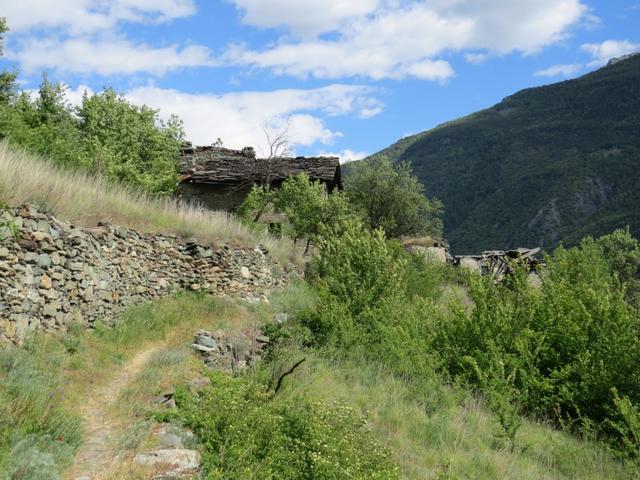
left=180, top=145, right=342, bottom=189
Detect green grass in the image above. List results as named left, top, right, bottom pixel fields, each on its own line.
left=0, top=141, right=297, bottom=265
left=1, top=285, right=637, bottom=479
left=246, top=282, right=640, bottom=480
left=0, top=293, right=252, bottom=479
left=274, top=352, right=639, bottom=480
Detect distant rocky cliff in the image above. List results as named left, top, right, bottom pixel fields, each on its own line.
left=0, top=205, right=289, bottom=344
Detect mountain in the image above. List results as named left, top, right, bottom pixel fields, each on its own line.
left=371, top=53, right=640, bottom=254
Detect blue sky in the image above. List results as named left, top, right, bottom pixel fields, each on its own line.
left=1, top=0, right=638, bottom=161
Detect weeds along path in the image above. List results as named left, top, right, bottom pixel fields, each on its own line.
left=64, top=343, right=163, bottom=480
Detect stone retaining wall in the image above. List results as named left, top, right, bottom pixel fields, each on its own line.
left=0, top=205, right=289, bottom=344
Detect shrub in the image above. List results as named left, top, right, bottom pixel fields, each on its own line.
left=299, top=220, right=440, bottom=381
left=174, top=372, right=398, bottom=480
left=432, top=236, right=640, bottom=453
left=238, top=174, right=358, bottom=250
left=608, top=388, right=640, bottom=459
left=305, top=220, right=403, bottom=343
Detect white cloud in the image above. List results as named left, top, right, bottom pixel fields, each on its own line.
left=464, top=52, right=490, bottom=65
left=1, top=0, right=196, bottom=34
left=580, top=39, right=640, bottom=66
left=317, top=149, right=368, bottom=163
left=12, top=37, right=216, bottom=76
left=534, top=63, right=582, bottom=77
left=230, top=0, right=380, bottom=37
left=63, top=84, right=95, bottom=106
left=123, top=84, right=382, bottom=154
left=227, top=0, right=588, bottom=81
left=2, top=0, right=209, bottom=77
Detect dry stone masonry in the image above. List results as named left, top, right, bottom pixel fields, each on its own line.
left=0, top=205, right=289, bottom=344
left=191, top=328, right=269, bottom=373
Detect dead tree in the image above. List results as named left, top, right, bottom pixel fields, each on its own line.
left=257, top=118, right=291, bottom=187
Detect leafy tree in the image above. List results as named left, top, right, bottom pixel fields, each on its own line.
left=274, top=173, right=327, bottom=245
left=1, top=76, right=87, bottom=167
left=276, top=174, right=362, bottom=252
left=344, top=156, right=443, bottom=239
left=592, top=228, right=640, bottom=308
left=237, top=184, right=276, bottom=223
left=78, top=89, right=183, bottom=195
left=0, top=18, right=17, bottom=105
left=0, top=26, right=184, bottom=197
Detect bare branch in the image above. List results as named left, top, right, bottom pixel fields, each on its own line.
left=257, top=117, right=291, bottom=186
left=274, top=358, right=306, bottom=394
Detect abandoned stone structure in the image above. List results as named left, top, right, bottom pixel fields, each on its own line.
left=179, top=145, right=342, bottom=211
left=455, top=247, right=542, bottom=277
left=0, top=205, right=289, bottom=345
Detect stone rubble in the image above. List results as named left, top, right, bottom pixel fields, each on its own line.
left=0, top=204, right=289, bottom=344
left=191, top=328, right=269, bottom=373
left=134, top=449, right=200, bottom=478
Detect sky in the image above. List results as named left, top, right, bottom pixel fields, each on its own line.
left=0, top=0, right=638, bottom=161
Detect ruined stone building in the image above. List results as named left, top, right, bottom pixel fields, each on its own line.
left=179, top=145, right=342, bottom=211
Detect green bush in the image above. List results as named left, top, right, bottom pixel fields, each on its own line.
left=174, top=371, right=398, bottom=479
left=608, top=388, right=640, bottom=459
left=297, top=220, right=440, bottom=382
left=238, top=173, right=358, bottom=249
left=432, top=236, right=640, bottom=453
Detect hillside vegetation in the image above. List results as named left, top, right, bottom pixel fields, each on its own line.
left=0, top=143, right=293, bottom=263
left=1, top=15, right=639, bottom=480
left=2, top=281, right=639, bottom=479
left=370, top=54, right=640, bottom=253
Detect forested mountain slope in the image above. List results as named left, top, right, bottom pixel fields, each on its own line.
left=371, top=53, right=640, bottom=253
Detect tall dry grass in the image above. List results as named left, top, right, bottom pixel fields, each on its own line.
left=0, top=142, right=294, bottom=263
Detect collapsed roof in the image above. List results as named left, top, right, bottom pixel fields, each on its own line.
left=180, top=145, right=342, bottom=190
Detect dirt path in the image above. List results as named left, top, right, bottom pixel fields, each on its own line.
left=64, top=344, right=162, bottom=480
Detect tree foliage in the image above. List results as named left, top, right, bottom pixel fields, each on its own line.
left=0, top=19, right=183, bottom=196
left=592, top=228, right=640, bottom=309
left=0, top=76, right=183, bottom=196
left=433, top=233, right=640, bottom=455
left=78, top=89, right=184, bottom=195
left=239, top=173, right=357, bottom=247
left=0, top=18, right=17, bottom=105
left=273, top=173, right=327, bottom=240
left=344, top=156, right=443, bottom=239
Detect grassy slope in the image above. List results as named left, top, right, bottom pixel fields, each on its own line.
left=0, top=142, right=295, bottom=264
left=367, top=54, right=640, bottom=254
left=1, top=288, right=638, bottom=479
left=251, top=286, right=639, bottom=480
left=0, top=294, right=259, bottom=479
left=278, top=354, right=636, bottom=480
